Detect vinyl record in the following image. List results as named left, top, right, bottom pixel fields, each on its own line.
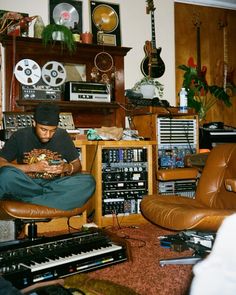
left=53, top=3, right=79, bottom=28
left=92, top=4, right=118, bottom=33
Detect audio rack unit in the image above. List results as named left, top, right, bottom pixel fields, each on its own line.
left=2, top=112, right=75, bottom=140
left=84, top=141, right=155, bottom=227
left=102, top=148, right=148, bottom=216
left=157, top=117, right=198, bottom=168
left=131, top=113, right=199, bottom=199
left=157, top=117, right=198, bottom=197
left=158, top=179, right=197, bottom=198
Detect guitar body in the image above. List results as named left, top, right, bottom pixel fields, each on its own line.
left=188, top=56, right=207, bottom=82
left=141, top=1, right=165, bottom=78
left=226, top=67, right=236, bottom=96
left=141, top=42, right=165, bottom=78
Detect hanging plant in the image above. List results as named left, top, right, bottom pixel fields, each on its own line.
left=41, top=24, right=76, bottom=53
left=132, top=76, right=164, bottom=99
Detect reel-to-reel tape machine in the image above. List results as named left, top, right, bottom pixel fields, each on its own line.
left=14, top=58, right=112, bottom=102
left=14, top=59, right=66, bottom=100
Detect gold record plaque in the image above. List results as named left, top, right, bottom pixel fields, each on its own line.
left=90, top=1, right=121, bottom=46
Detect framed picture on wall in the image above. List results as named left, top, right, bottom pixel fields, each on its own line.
left=0, top=10, right=29, bottom=36
left=90, top=1, right=121, bottom=46
left=49, top=0, right=83, bottom=34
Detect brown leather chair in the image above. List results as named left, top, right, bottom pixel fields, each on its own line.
left=141, top=143, right=236, bottom=232
left=0, top=200, right=88, bottom=239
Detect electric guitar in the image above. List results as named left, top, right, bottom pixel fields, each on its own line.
left=188, top=14, right=207, bottom=82
left=220, top=18, right=235, bottom=96
left=140, top=0, right=165, bottom=78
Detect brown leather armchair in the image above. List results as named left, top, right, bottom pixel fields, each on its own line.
left=0, top=200, right=88, bottom=239
left=141, top=143, right=236, bottom=232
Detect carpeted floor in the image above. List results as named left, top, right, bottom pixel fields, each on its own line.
left=65, top=222, right=194, bottom=295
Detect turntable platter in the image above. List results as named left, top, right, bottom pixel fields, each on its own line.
left=53, top=3, right=79, bottom=28
left=92, top=4, right=118, bottom=33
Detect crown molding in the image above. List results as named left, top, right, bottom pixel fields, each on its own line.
left=174, top=0, right=236, bottom=10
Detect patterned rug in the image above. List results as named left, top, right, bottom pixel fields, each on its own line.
left=64, top=273, right=140, bottom=295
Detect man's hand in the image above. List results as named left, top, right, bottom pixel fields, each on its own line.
left=33, top=160, right=64, bottom=175
left=0, top=156, right=82, bottom=176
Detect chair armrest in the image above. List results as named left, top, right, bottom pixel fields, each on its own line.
left=157, top=168, right=199, bottom=181
left=225, top=179, right=236, bottom=192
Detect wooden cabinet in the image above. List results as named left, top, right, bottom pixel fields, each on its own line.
left=130, top=110, right=199, bottom=196
left=130, top=108, right=198, bottom=141
left=74, top=140, right=155, bottom=227
left=0, top=36, right=131, bottom=128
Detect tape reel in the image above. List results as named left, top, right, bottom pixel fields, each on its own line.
left=14, top=59, right=41, bottom=85
left=42, top=61, right=67, bottom=87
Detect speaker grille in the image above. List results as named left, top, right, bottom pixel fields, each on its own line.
left=157, top=118, right=197, bottom=147
left=0, top=220, right=16, bottom=242
left=157, top=117, right=198, bottom=169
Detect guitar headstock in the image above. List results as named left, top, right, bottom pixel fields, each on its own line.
left=218, top=13, right=228, bottom=30
left=146, top=0, right=156, bottom=14
left=192, top=11, right=201, bottom=28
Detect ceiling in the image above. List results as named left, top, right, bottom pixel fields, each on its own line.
left=175, top=0, right=236, bottom=9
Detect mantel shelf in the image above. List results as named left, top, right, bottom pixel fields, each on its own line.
left=0, top=35, right=131, bottom=56
left=1, top=35, right=131, bottom=128
left=17, top=100, right=119, bottom=114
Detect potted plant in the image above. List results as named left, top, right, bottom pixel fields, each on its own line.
left=41, top=24, right=76, bottom=53
left=178, top=64, right=231, bottom=122
left=132, top=76, right=164, bottom=99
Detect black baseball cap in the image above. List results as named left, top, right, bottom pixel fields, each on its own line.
left=34, top=103, right=60, bottom=126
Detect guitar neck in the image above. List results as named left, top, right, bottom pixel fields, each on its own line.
left=223, top=25, right=228, bottom=90
left=151, top=11, right=156, bottom=48
left=196, top=26, right=202, bottom=75
left=223, top=26, right=228, bottom=65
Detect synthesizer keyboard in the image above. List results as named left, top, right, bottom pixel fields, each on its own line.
left=0, top=229, right=128, bottom=289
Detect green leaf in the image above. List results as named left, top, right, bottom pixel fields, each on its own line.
left=42, top=24, right=76, bottom=53
left=209, top=85, right=232, bottom=107
left=178, top=64, right=231, bottom=115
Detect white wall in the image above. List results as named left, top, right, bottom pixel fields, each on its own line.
left=0, top=0, right=176, bottom=106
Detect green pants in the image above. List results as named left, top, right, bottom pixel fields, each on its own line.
left=0, top=166, right=96, bottom=210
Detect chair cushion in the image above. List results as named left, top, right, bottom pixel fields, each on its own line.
left=140, top=195, right=235, bottom=231
left=0, top=200, right=84, bottom=220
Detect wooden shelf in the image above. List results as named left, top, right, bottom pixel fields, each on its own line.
left=17, top=100, right=120, bottom=114
left=1, top=36, right=131, bottom=128
left=127, top=105, right=196, bottom=117
left=74, top=140, right=156, bottom=227
left=0, top=35, right=131, bottom=56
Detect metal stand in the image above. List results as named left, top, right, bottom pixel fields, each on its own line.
left=159, top=255, right=202, bottom=266
left=158, top=230, right=215, bottom=266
